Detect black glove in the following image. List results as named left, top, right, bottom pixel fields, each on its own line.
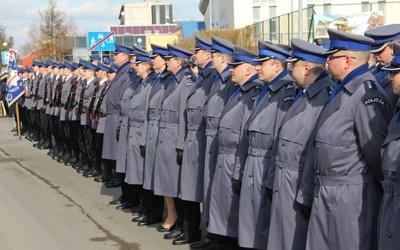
left=298, top=203, right=311, bottom=219
left=266, top=188, right=273, bottom=202
left=231, top=179, right=242, bottom=196
left=140, top=145, right=146, bottom=158
left=176, top=149, right=183, bottom=165
left=116, top=128, right=120, bottom=142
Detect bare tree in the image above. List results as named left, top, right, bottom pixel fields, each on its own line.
left=22, top=0, right=76, bottom=62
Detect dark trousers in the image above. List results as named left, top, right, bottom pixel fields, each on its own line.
left=175, top=198, right=201, bottom=240
left=142, top=189, right=164, bottom=220
left=19, top=106, right=28, bottom=132
left=93, top=132, right=104, bottom=171
left=39, top=109, right=50, bottom=142
left=30, top=108, right=40, bottom=136
left=121, top=181, right=142, bottom=206
left=70, top=120, right=81, bottom=156
left=50, top=115, right=62, bottom=146
left=82, top=126, right=95, bottom=163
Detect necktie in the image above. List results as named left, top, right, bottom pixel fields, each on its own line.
left=256, top=84, right=270, bottom=105
left=294, top=88, right=304, bottom=102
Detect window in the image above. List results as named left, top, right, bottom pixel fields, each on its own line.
left=269, top=6, right=277, bottom=39
left=361, top=1, right=370, bottom=12
left=323, top=3, right=331, bottom=14
left=378, top=0, right=385, bottom=11
left=253, top=6, right=261, bottom=21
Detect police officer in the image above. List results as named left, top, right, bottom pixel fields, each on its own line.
left=364, top=23, right=400, bottom=113
left=23, top=67, right=34, bottom=137
left=236, top=41, right=296, bottom=249
left=57, top=61, right=75, bottom=162
left=191, top=36, right=237, bottom=250
left=378, top=41, right=400, bottom=250
left=142, top=44, right=170, bottom=231
left=86, top=62, right=110, bottom=178
left=102, top=43, right=133, bottom=195
left=267, top=38, right=334, bottom=250
left=297, top=29, right=391, bottom=250
left=78, top=62, right=98, bottom=176
left=29, top=61, right=42, bottom=142
left=208, top=46, right=262, bottom=249
left=125, top=52, right=158, bottom=225
left=94, top=64, right=118, bottom=182
left=152, top=44, right=195, bottom=242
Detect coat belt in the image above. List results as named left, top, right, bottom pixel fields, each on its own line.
left=275, top=156, right=298, bottom=171
left=205, top=128, right=217, bottom=136
left=381, top=180, right=400, bottom=193
left=316, top=174, right=375, bottom=186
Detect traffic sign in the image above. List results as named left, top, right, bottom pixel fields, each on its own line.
left=1, top=51, right=10, bottom=65
left=87, top=31, right=115, bottom=51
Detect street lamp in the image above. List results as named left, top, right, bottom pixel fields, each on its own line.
left=137, top=38, right=142, bottom=48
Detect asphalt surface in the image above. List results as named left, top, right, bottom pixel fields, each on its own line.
left=0, top=116, right=189, bottom=250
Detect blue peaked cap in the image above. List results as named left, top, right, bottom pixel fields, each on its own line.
left=113, top=43, right=133, bottom=54
left=150, top=44, right=169, bottom=58
left=191, top=36, right=212, bottom=51
left=134, top=52, right=152, bottom=63
left=382, top=42, right=400, bottom=71
left=325, top=29, right=375, bottom=55
left=228, top=46, right=258, bottom=66
left=209, top=36, right=235, bottom=56
left=254, top=40, right=291, bottom=62
left=64, top=60, right=74, bottom=70
left=287, top=38, right=327, bottom=64
left=165, top=44, right=192, bottom=59
left=365, top=24, right=400, bottom=53
left=97, top=62, right=110, bottom=72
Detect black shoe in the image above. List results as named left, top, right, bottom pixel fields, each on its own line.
left=132, top=214, right=146, bottom=222
left=130, top=205, right=144, bottom=215
left=190, top=237, right=214, bottom=249
left=95, top=174, right=113, bottom=183
left=109, top=196, right=125, bottom=205
left=116, top=202, right=137, bottom=210
left=85, top=169, right=102, bottom=178
left=105, top=178, right=123, bottom=188
left=77, top=164, right=90, bottom=173
left=164, top=228, right=183, bottom=240
left=138, top=217, right=162, bottom=226
left=39, top=142, right=52, bottom=150
left=65, top=156, right=79, bottom=166
left=52, top=151, right=64, bottom=160
left=203, top=242, right=226, bottom=250
left=172, top=233, right=189, bottom=245
left=157, top=221, right=177, bottom=232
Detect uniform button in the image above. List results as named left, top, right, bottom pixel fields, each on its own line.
left=391, top=203, right=394, bottom=207
left=386, top=232, right=392, bottom=238
left=282, top=142, right=285, bottom=146
left=275, top=187, right=278, bottom=191
left=392, top=175, right=397, bottom=180
left=189, top=139, right=192, bottom=142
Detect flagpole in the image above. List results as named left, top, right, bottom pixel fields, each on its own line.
left=15, top=102, right=21, bottom=140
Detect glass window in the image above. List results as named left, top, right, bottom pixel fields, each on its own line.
left=253, top=6, right=261, bottom=20
left=361, top=1, right=370, bottom=12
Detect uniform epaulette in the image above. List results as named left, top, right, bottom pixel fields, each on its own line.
left=363, top=80, right=377, bottom=92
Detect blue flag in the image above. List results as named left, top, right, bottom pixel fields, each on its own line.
left=5, top=49, right=24, bottom=106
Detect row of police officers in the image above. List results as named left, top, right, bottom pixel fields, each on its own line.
left=15, top=23, right=400, bottom=250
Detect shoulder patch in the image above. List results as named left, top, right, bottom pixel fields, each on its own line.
left=283, top=95, right=295, bottom=102
left=363, top=80, right=377, bottom=92
left=363, top=97, right=385, bottom=106
left=286, top=84, right=294, bottom=90
left=185, top=82, right=194, bottom=87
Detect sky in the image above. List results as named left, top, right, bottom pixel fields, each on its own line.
left=0, top=0, right=204, bottom=54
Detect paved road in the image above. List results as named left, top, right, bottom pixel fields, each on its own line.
left=0, top=117, right=189, bottom=250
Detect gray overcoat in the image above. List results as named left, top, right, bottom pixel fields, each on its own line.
left=142, top=69, right=170, bottom=191
left=115, top=76, right=140, bottom=174
left=378, top=112, right=400, bottom=250
left=153, top=67, right=194, bottom=197
left=237, top=73, right=296, bottom=249
left=297, top=70, right=391, bottom=250
left=95, top=81, right=109, bottom=134
left=102, top=62, right=131, bottom=160
left=126, top=71, right=156, bottom=185
left=179, top=65, right=216, bottom=202
left=59, top=76, right=74, bottom=121
left=202, top=67, right=237, bottom=222
left=80, top=78, right=97, bottom=126
left=267, top=74, right=333, bottom=250
left=208, top=76, right=262, bottom=238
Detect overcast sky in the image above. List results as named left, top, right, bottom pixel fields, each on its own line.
left=0, top=0, right=203, bottom=53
